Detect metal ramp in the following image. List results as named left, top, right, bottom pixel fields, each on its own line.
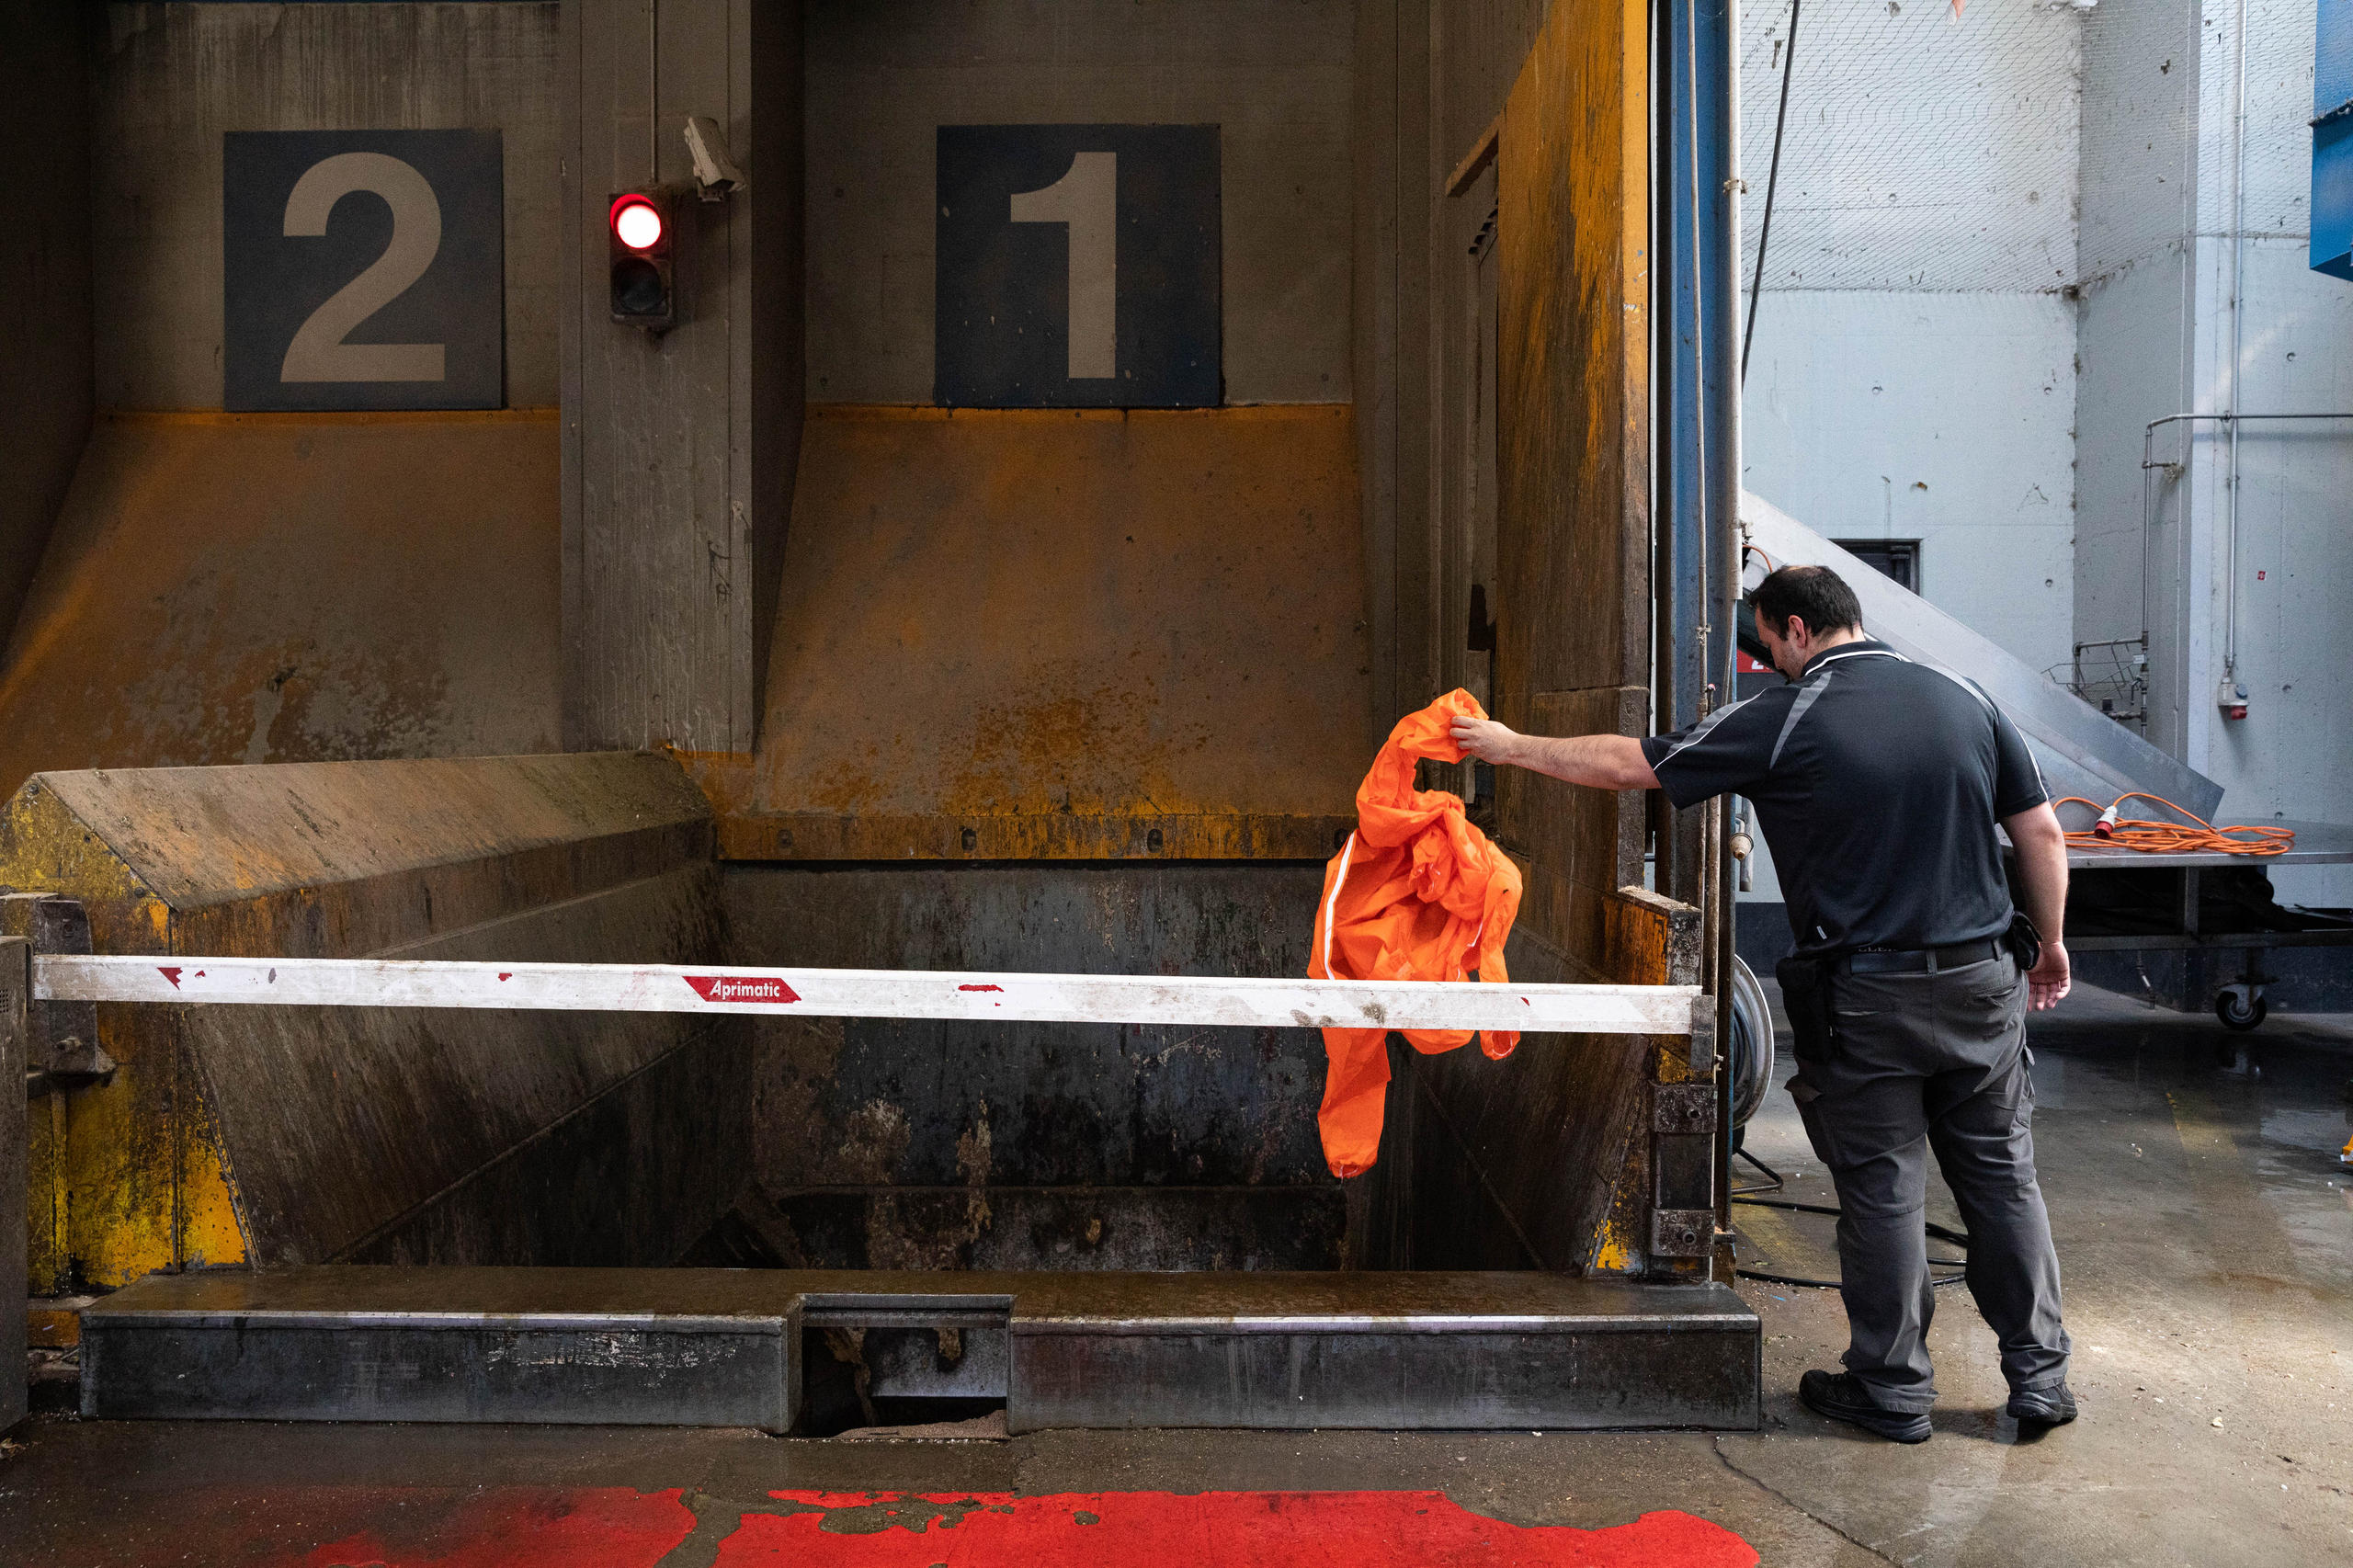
left=1741, top=491, right=2223, bottom=817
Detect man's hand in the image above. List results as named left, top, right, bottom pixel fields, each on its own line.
left=2002, top=801, right=2072, bottom=1012
left=1448, top=719, right=1659, bottom=791
left=1449, top=715, right=1520, bottom=766
left=2025, top=938, right=2071, bottom=1011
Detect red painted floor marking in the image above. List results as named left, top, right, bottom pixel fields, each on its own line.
left=289, top=1486, right=694, bottom=1567
left=259, top=1488, right=1756, bottom=1568
left=712, top=1492, right=1756, bottom=1567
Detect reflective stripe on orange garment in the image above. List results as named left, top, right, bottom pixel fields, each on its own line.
left=1309, top=688, right=1524, bottom=1177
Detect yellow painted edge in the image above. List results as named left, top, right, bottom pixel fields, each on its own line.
left=174, top=1074, right=249, bottom=1275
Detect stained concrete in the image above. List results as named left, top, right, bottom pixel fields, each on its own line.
left=91, top=1, right=563, bottom=411
left=802, top=0, right=1355, bottom=406
left=2, top=981, right=2347, bottom=1565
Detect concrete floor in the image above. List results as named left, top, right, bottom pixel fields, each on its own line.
left=0, top=982, right=2347, bottom=1566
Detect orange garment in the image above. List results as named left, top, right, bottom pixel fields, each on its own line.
left=1308, top=689, right=1524, bottom=1176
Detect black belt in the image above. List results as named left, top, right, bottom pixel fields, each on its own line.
left=1834, top=938, right=2003, bottom=976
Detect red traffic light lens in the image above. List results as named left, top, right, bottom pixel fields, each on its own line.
left=611, top=196, right=663, bottom=251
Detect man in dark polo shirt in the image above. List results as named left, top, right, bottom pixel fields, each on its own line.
left=1450, top=563, right=2077, bottom=1443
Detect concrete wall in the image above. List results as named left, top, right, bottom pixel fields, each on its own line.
left=1736, top=0, right=2083, bottom=676
left=1738, top=0, right=2353, bottom=961
left=0, top=6, right=569, bottom=795
left=693, top=404, right=1370, bottom=860
left=1741, top=291, right=2078, bottom=672
left=0, top=2, right=95, bottom=658
left=560, top=0, right=802, bottom=755
left=803, top=0, right=1354, bottom=405
left=92, top=2, right=561, bottom=410
left=2073, top=0, right=2200, bottom=769
left=2076, top=0, right=2353, bottom=906
left=0, top=413, right=562, bottom=798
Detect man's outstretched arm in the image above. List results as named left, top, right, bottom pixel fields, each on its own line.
left=1450, top=716, right=1660, bottom=791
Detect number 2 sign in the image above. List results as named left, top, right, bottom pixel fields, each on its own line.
left=223, top=131, right=504, bottom=411
left=936, top=125, right=1220, bottom=408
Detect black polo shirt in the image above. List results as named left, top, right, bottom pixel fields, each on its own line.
left=1638, top=640, right=2048, bottom=957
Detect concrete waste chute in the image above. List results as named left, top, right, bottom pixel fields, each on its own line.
left=0, top=0, right=1754, bottom=1431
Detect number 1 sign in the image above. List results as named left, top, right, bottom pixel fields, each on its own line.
left=223, top=131, right=505, bottom=412
left=936, top=125, right=1220, bottom=408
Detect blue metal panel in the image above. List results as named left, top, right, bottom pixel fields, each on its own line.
left=2313, top=0, right=2353, bottom=278
left=1660, top=0, right=1741, bottom=900
left=1662, top=0, right=1740, bottom=731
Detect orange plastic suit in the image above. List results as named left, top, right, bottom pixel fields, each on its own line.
left=1308, top=689, right=1524, bottom=1176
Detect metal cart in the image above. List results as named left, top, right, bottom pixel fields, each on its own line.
left=2056, top=819, right=2353, bottom=1029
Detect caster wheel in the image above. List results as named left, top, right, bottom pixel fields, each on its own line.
left=2216, top=986, right=2267, bottom=1031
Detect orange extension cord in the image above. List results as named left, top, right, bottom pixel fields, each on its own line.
left=2052, top=793, right=2297, bottom=858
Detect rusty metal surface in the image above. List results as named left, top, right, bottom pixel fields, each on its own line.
left=79, top=1263, right=1758, bottom=1431
left=83, top=1261, right=1756, bottom=1324
left=726, top=862, right=1342, bottom=1272
left=0, top=752, right=732, bottom=1290
left=682, top=405, right=1370, bottom=860
left=0, top=413, right=561, bottom=804
left=1492, top=0, right=1651, bottom=936
left=704, top=1185, right=1347, bottom=1273
left=1359, top=7, right=1717, bottom=1290
left=1370, top=884, right=1711, bottom=1282
left=0, top=938, right=27, bottom=1432
left=0, top=0, right=92, bottom=677
left=22, top=752, right=705, bottom=917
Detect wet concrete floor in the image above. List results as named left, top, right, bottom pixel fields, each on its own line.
left=0, top=982, right=2347, bottom=1565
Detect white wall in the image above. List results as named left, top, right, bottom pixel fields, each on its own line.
left=1744, top=0, right=2353, bottom=922
left=1741, top=290, right=2079, bottom=674
left=2076, top=0, right=2353, bottom=903
left=1736, top=0, right=2084, bottom=684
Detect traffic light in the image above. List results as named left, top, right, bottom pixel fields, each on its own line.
left=608, top=191, right=673, bottom=329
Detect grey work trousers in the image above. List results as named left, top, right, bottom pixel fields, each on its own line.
left=1788, top=951, right=2070, bottom=1413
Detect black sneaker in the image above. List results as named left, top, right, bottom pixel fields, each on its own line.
left=1799, top=1369, right=1932, bottom=1444
left=2006, top=1383, right=2077, bottom=1428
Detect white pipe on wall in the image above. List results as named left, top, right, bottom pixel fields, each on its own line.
left=2224, top=0, right=2250, bottom=685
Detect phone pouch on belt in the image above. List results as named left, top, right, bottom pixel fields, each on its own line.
left=1775, top=954, right=1835, bottom=1064
left=2004, top=911, right=2043, bottom=974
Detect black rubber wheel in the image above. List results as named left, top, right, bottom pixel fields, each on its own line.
left=1727, top=956, right=1775, bottom=1132
left=2216, top=990, right=2268, bottom=1031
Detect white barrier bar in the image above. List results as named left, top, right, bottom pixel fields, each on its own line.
left=35, top=955, right=1697, bottom=1036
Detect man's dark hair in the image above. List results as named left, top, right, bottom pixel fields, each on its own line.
left=1753, top=563, right=1863, bottom=640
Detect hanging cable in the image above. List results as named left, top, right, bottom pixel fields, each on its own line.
left=1741, top=0, right=1801, bottom=385
left=1729, top=1152, right=1969, bottom=1290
